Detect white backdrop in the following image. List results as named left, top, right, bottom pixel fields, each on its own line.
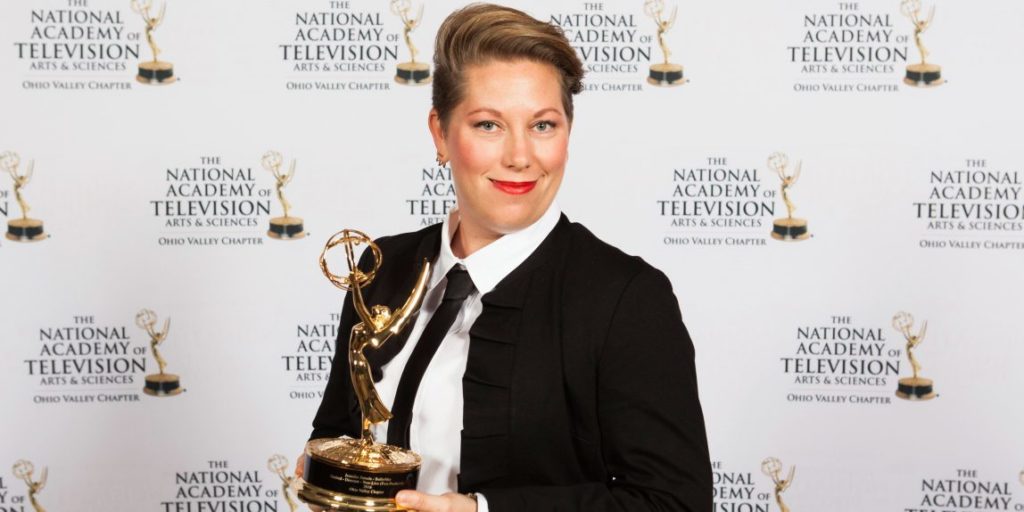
left=1, top=0, right=1023, bottom=510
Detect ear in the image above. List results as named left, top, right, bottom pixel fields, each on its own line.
left=427, top=108, right=446, bottom=157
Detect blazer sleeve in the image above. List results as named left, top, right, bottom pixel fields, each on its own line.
left=309, top=284, right=359, bottom=440
left=482, top=266, right=713, bottom=512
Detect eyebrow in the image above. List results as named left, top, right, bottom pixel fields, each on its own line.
left=465, top=107, right=564, bottom=118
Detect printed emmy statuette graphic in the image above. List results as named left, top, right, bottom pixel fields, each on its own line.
left=893, top=311, right=937, bottom=400
left=132, top=0, right=176, bottom=84
left=137, top=308, right=183, bottom=396
left=762, top=457, right=795, bottom=512
left=268, top=454, right=300, bottom=512
left=298, top=229, right=430, bottom=510
left=12, top=460, right=47, bottom=512
left=644, top=0, right=686, bottom=86
left=901, top=0, right=944, bottom=87
left=768, top=152, right=810, bottom=241
left=2, top=151, right=46, bottom=242
left=391, top=0, right=431, bottom=85
left=262, top=151, right=307, bottom=240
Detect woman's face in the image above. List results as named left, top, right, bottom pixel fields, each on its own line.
left=429, top=59, right=570, bottom=237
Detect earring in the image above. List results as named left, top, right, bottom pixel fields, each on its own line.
left=436, top=153, right=448, bottom=167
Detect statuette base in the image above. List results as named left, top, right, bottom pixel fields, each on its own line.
left=647, top=63, right=685, bottom=86
left=268, top=216, right=307, bottom=240
left=6, top=218, right=46, bottom=241
left=395, top=62, right=431, bottom=85
left=298, top=438, right=420, bottom=511
left=137, top=60, right=177, bottom=85
left=896, top=376, right=936, bottom=400
left=144, top=373, right=182, bottom=396
left=904, top=63, right=944, bottom=87
left=771, top=218, right=810, bottom=241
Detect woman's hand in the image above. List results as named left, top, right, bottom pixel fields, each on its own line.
left=396, top=490, right=477, bottom=512
left=294, top=453, right=305, bottom=478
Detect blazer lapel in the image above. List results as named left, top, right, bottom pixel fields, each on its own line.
left=459, top=215, right=572, bottom=490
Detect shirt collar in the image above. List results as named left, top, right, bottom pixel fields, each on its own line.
left=434, top=201, right=561, bottom=295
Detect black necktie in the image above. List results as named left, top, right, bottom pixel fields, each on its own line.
left=387, top=265, right=476, bottom=449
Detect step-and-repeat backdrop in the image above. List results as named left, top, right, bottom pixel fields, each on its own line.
left=1, top=0, right=1022, bottom=510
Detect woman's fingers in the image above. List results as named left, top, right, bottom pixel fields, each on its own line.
left=395, top=490, right=476, bottom=512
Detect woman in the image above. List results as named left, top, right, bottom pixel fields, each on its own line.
left=304, top=4, right=712, bottom=511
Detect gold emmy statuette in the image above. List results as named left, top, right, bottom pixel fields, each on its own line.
left=262, top=151, right=306, bottom=240
left=761, top=457, right=794, bottom=512
left=2, top=151, right=46, bottom=242
left=298, top=229, right=431, bottom=511
left=901, top=0, right=944, bottom=87
left=12, top=460, right=47, bottom=512
left=767, top=152, right=810, bottom=241
left=390, top=0, right=431, bottom=85
left=893, top=311, right=937, bottom=400
left=268, top=454, right=300, bottom=512
left=644, top=0, right=686, bottom=86
left=137, top=308, right=183, bottom=396
left=132, top=0, right=176, bottom=84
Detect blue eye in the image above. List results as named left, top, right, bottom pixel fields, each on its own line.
left=475, top=121, right=498, bottom=131
left=535, top=121, right=556, bottom=132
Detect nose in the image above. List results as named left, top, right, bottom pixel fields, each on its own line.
left=501, top=128, right=531, bottom=171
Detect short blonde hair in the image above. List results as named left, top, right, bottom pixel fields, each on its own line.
left=432, top=3, right=585, bottom=130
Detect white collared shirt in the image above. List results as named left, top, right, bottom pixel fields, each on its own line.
left=369, top=202, right=561, bottom=509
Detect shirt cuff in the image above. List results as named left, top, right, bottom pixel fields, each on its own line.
left=476, top=492, right=489, bottom=512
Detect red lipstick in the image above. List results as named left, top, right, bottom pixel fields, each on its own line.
left=490, top=179, right=537, bottom=195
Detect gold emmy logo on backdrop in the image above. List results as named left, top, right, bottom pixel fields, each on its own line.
left=132, top=0, right=176, bottom=84
left=761, top=457, right=795, bottom=512
left=137, top=308, right=183, bottom=396
left=901, top=0, right=944, bottom=87
left=268, top=454, right=300, bottom=512
left=298, top=229, right=431, bottom=510
left=12, top=460, right=47, bottom=512
left=644, top=0, right=686, bottom=86
left=767, top=152, right=810, bottom=241
left=2, top=151, right=46, bottom=242
left=262, top=151, right=307, bottom=240
left=391, top=0, right=431, bottom=85
left=893, top=311, right=937, bottom=400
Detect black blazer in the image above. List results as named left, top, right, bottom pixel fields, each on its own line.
left=311, top=215, right=712, bottom=512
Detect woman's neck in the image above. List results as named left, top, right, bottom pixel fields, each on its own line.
left=451, top=221, right=502, bottom=259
